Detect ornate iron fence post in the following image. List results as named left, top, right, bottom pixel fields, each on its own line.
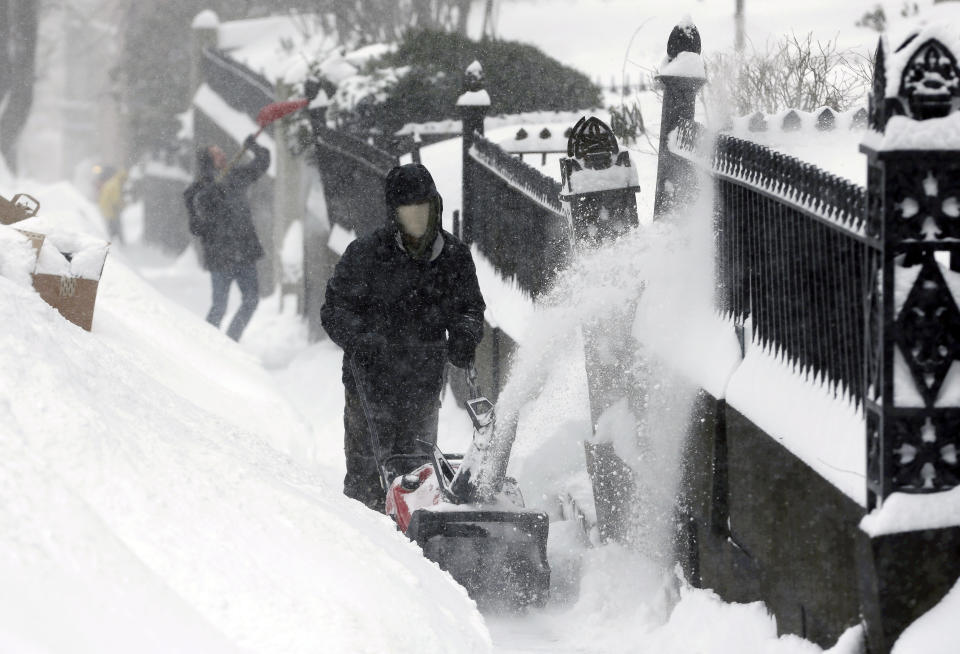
left=560, top=116, right=641, bottom=543
left=457, top=60, right=490, bottom=245
left=859, top=28, right=960, bottom=653
left=862, top=33, right=960, bottom=510
left=653, top=21, right=706, bottom=219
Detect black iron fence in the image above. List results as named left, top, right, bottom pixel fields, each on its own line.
left=671, top=119, right=871, bottom=404
left=466, top=133, right=569, bottom=296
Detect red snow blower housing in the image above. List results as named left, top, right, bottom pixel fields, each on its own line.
left=349, top=355, right=550, bottom=607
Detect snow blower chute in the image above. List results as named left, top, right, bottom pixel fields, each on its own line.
left=349, top=353, right=550, bottom=607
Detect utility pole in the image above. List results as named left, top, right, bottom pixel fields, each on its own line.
left=735, top=0, right=745, bottom=54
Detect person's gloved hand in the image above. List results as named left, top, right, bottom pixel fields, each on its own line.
left=244, top=134, right=259, bottom=149
left=352, top=332, right=388, bottom=367
left=447, top=333, right=475, bottom=369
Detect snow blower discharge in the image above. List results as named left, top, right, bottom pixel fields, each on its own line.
left=349, top=354, right=550, bottom=607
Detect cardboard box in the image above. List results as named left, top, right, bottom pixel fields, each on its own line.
left=31, top=274, right=102, bottom=331
left=2, top=192, right=109, bottom=332
left=0, top=192, right=39, bottom=225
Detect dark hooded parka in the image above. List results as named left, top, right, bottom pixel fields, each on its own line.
left=185, top=140, right=270, bottom=271
left=320, top=163, right=485, bottom=508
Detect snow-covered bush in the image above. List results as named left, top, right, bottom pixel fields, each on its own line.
left=329, top=29, right=603, bottom=138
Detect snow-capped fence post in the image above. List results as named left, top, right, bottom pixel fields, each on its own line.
left=190, top=10, right=219, bottom=97
left=653, top=20, right=706, bottom=219
left=559, top=116, right=641, bottom=543
left=456, top=60, right=490, bottom=245
left=858, top=30, right=960, bottom=654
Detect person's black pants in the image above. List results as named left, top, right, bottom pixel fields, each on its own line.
left=342, top=384, right=439, bottom=511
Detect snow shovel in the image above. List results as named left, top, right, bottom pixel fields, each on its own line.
left=216, top=98, right=310, bottom=182
left=348, top=346, right=551, bottom=607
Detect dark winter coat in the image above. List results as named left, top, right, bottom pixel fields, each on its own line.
left=184, top=142, right=270, bottom=271
left=321, top=226, right=486, bottom=401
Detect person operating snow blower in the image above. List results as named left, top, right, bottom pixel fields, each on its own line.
left=321, top=163, right=485, bottom=511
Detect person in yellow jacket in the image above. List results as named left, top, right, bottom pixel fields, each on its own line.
left=97, top=167, right=127, bottom=244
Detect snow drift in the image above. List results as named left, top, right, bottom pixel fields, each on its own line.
left=0, top=183, right=491, bottom=653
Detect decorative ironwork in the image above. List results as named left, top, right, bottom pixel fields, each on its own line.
left=868, top=38, right=887, bottom=131
left=666, top=21, right=701, bottom=60
left=887, top=165, right=960, bottom=242
left=466, top=132, right=568, bottom=296
left=889, top=413, right=960, bottom=491
left=672, top=118, right=869, bottom=403
left=894, top=255, right=960, bottom=406
left=864, top=28, right=960, bottom=505
left=566, top=116, right=619, bottom=169
left=900, top=39, right=960, bottom=120
left=464, top=60, right=485, bottom=93
left=673, top=120, right=866, bottom=234
left=817, top=108, right=836, bottom=131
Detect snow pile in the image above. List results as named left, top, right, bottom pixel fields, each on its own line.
left=869, top=112, right=960, bottom=151
left=659, top=51, right=706, bottom=79
left=0, top=181, right=492, bottom=654
left=457, top=89, right=493, bottom=107
left=218, top=14, right=335, bottom=85
left=331, top=66, right=411, bottom=116
left=893, top=576, right=960, bottom=654
left=0, top=225, right=38, bottom=285
left=491, top=546, right=849, bottom=654
left=561, top=156, right=639, bottom=195
left=860, top=486, right=960, bottom=536
left=192, top=9, right=219, bottom=30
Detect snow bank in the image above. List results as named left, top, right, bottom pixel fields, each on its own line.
left=893, top=576, right=960, bottom=654
left=0, top=180, right=492, bottom=654
left=0, top=225, right=38, bottom=286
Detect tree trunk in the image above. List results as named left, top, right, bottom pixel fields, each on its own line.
left=0, top=0, right=38, bottom=173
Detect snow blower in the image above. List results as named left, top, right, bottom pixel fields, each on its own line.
left=349, top=352, right=550, bottom=608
